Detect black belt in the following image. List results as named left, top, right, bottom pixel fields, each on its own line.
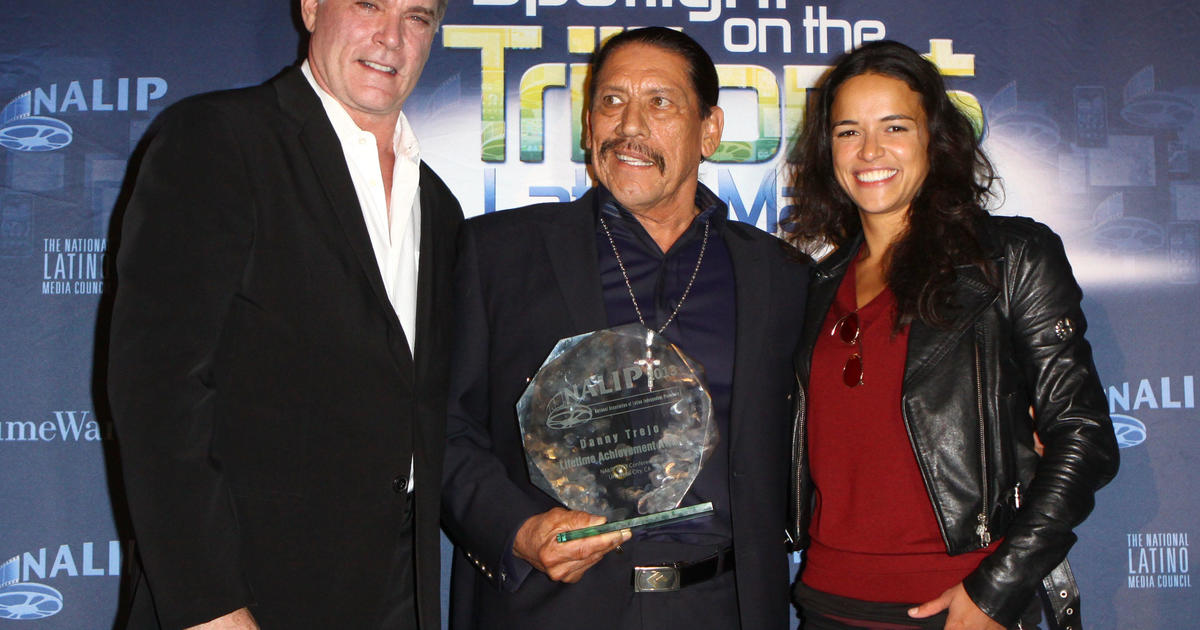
left=632, top=547, right=735, bottom=593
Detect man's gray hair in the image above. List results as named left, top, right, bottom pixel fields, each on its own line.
left=314, top=0, right=448, bottom=25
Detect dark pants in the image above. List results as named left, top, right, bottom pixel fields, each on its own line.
left=793, top=580, right=1042, bottom=630
left=793, top=581, right=947, bottom=630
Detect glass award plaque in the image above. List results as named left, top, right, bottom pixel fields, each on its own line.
left=516, top=323, right=716, bottom=542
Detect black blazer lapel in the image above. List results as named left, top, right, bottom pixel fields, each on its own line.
left=413, top=164, right=448, bottom=367
left=273, top=68, right=410, bottom=362
left=541, top=191, right=607, bottom=334
left=724, top=225, right=771, bottom=457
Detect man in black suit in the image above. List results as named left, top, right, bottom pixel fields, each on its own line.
left=107, top=1, right=460, bottom=628
left=441, top=27, right=808, bottom=630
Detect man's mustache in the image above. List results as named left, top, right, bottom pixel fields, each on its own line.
left=598, top=140, right=666, bottom=174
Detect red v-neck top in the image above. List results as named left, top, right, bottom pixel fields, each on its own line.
left=801, top=254, right=996, bottom=602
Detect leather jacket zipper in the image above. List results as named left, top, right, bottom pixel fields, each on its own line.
left=1012, top=482, right=1025, bottom=630
left=974, top=341, right=991, bottom=547
left=790, top=371, right=807, bottom=545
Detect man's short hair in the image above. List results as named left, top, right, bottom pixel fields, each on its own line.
left=587, top=26, right=719, bottom=119
left=316, top=0, right=449, bottom=25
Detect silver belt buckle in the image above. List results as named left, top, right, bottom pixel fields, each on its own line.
left=633, top=565, right=680, bottom=592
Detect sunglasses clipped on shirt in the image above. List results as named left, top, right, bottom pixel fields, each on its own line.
left=831, top=311, right=863, bottom=388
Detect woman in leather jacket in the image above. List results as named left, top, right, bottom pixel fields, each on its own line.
left=780, top=41, right=1119, bottom=630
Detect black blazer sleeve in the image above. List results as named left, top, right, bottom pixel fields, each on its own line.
left=109, top=98, right=256, bottom=628
left=440, top=220, right=551, bottom=589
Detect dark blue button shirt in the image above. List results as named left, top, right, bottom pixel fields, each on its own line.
left=595, top=183, right=735, bottom=547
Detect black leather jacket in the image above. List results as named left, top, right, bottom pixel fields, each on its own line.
left=788, top=216, right=1119, bottom=626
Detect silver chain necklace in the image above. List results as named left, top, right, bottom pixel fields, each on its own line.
left=599, top=213, right=709, bottom=335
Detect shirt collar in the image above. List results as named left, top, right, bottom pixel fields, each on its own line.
left=299, top=60, right=420, bottom=165
left=595, top=182, right=726, bottom=227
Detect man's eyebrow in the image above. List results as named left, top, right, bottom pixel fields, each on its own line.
left=644, top=85, right=683, bottom=96
left=407, top=4, right=438, bottom=17
left=593, top=82, right=628, bottom=93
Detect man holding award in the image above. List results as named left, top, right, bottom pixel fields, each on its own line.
left=441, top=27, right=808, bottom=630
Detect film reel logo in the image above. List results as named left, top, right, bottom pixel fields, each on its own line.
left=0, top=91, right=73, bottom=152
left=0, top=556, right=64, bottom=620
left=1110, top=414, right=1147, bottom=449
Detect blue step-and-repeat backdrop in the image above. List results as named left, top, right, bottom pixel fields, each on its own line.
left=2, top=1, right=1197, bottom=627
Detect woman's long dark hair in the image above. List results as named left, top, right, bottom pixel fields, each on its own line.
left=781, top=40, right=998, bottom=328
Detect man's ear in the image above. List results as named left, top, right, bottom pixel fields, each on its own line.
left=700, top=105, right=724, bottom=159
left=299, top=0, right=320, bottom=34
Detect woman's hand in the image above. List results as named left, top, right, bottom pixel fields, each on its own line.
left=908, top=582, right=1004, bottom=630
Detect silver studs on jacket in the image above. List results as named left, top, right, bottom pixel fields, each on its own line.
left=1054, top=317, right=1075, bottom=341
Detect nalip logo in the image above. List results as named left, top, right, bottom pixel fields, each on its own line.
left=1105, top=375, right=1192, bottom=449
left=1, top=76, right=168, bottom=152
left=1111, top=414, right=1147, bottom=449
left=0, top=540, right=127, bottom=621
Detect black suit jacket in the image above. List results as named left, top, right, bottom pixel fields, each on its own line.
left=441, top=190, right=808, bottom=629
left=109, top=67, right=462, bottom=629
